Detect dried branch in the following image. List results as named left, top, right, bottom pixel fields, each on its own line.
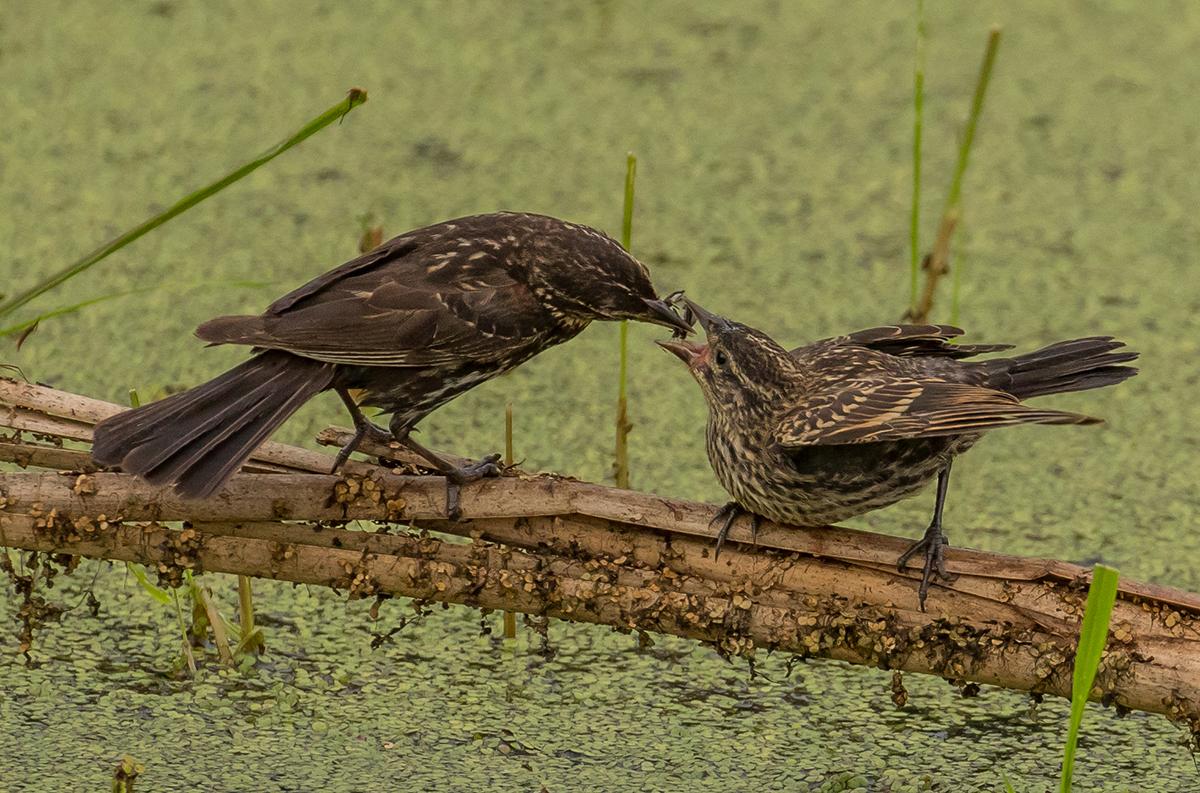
left=2, top=510, right=1198, bottom=735
left=3, top=378, right=1200, bottom=740
left=905, top=211, right=957, bottom=324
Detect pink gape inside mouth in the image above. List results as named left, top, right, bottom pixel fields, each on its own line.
left=657, top=339, right=710, bottom=368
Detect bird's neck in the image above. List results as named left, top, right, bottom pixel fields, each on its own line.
left=706, top=388, right=785, bottom=448
left=706, top=362, right=805, bottom=447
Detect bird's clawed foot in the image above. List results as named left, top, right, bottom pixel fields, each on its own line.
left=711, top=500, right=761, bottom=559
left=400, top=430, right=503, bottom=520
left=332, top=387, right=396, bottom=473
left=442, top=453, right=504, bottom=520
left=331, top=418, right=393, bottom=474
left=897, top=521, right=952, bottom=611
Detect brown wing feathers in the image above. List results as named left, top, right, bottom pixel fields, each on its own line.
left=775, top=379, right=1100, bottom=447
left=843, top=324, right=1015, bottom=359
left=196, top=223, right=550, bottom=367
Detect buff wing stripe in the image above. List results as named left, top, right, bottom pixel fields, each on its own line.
left=774, top=380, right=1101, bottom=447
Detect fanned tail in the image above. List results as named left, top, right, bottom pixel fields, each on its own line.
left=92, top=351, right=335, bottom=498
left=981, top=336, right=1139, bottom=400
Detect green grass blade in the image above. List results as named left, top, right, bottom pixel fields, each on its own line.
left=942, top=27, right=999, bottom=326
left=950, top=243, right=965, bottom=325
left=909, top=0, right=926, bottom=317
left=0, top=88, right=368, bottom=321
left=618, top=150, right=638, bottom=403
left=943, top=27, right=1001, bottom=216
left=126, top=562, right=171, bottom=605
left=1059, top=564, right=1119, bottom=792
left=0, top=290, right=152, bottom=339
left=910, top=25, right=1001, bottom=324
left=613, top=152, right=637, bottom=489
left=1, top=279, right=275, bottom=339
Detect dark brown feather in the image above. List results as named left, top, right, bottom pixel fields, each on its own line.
left=196, top=216, right=559, bottom=367
left=97, top=211, right=686, bottom=498
left=834, top=324, right=1015, bottom=359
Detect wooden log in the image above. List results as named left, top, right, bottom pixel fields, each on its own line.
left=4, top=378, right=1200, bottom=739
left=0, top=377, right=428, bottom=475
left=1, top=511, right=1198, bottom=737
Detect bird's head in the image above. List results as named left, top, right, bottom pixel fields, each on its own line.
left=524, top=220, right=692, bottom=335
left=657, top=298, right=800, bottom=419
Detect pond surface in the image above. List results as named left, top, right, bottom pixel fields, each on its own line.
left=2, top=1, right=1198, bottom=790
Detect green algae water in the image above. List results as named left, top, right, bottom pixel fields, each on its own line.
left=2, top=2, right=1198, bottom=790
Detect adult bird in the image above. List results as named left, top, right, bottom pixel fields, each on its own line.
left=93, top=212, right=691, bottom=513
left=658, top=298, right=1137, bottom=609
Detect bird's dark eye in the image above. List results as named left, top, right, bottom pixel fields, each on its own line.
left=714, top=350, right=728, bottom=367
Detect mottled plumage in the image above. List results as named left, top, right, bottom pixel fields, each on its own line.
left=660, top=299, right=1138, bottom=607
left=93, top=212, right=690, bottom=501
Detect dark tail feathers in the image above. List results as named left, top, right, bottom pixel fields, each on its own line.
left=92, top=351, right=335, bottom=499
left=982, top=336, right=1139, bottom=400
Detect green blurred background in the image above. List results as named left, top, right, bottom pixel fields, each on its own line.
left=2, top=1, right=1198, bottom=790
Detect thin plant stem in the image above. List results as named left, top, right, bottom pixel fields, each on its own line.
left=503, top=401, right=517, bottom=640
left=1, top=291, right=151, bottom=339
left=0, top=88, right=368, bottom=321
left=909, top=0, right=926, bottom=317
left=613, top=152, right=637, bottom=489
left=235, top=575, right=264, bottom=655
left=0, top=280, right=274, bottom=339
left=1060, top=564, right=1119, bottom=792
left=943, top=28, right=1001, bottom=217
left=197, top=584, right=235, bottom=666
left=940, top=27, right=1000, bottom=325
left=126, top=563, right=170, bottom=605
left=171, top=589, right=197, bottom=677
left=504, top=402, right=514, bottom=468
left=906, top=26, right=1001, bottom=324
left=950, top=236, right=965, bottom=326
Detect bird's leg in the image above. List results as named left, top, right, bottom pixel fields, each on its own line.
left=397, top=430, right=502, bottom=521
left=897, top=462, right=954, bottom=611
left=710, top=501, right=761, bottom=558
left=332, top=388, right=393, bottom=473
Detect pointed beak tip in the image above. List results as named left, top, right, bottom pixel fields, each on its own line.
left=678, top=297, right=728, bottom=334
left=642, top=298, right=694, bottom=335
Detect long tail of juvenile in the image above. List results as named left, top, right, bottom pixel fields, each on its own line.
left=982, top=336, right=1138, bottom=400
left=92, top=351, right=335, bottom=498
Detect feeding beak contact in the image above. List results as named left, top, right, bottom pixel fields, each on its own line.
left=655, top=297, right=729, bottom=367
left=641, top=298, right=695, bottom=336
left=680, top=297, right=730, bottom=335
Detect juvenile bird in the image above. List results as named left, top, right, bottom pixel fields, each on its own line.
left=93, top=212, right=691, bottom=512
left=659, top=299, right=1138, bottom=608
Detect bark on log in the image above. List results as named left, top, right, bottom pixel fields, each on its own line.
left=3, top=377, right=1199, bottom=740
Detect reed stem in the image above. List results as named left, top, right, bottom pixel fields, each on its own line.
left=613, top=153, right=637, bottom=489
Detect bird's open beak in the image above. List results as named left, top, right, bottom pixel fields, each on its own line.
left=640, top=298, right=695, bottom=336
left=680, top=297, right=730, bottom=336
left=656, top=338, right=708, bottom=367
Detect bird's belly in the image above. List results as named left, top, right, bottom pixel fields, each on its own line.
left=708, top=431, right=977, bottom=527
left=340, top=357, right=522, bottom=432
